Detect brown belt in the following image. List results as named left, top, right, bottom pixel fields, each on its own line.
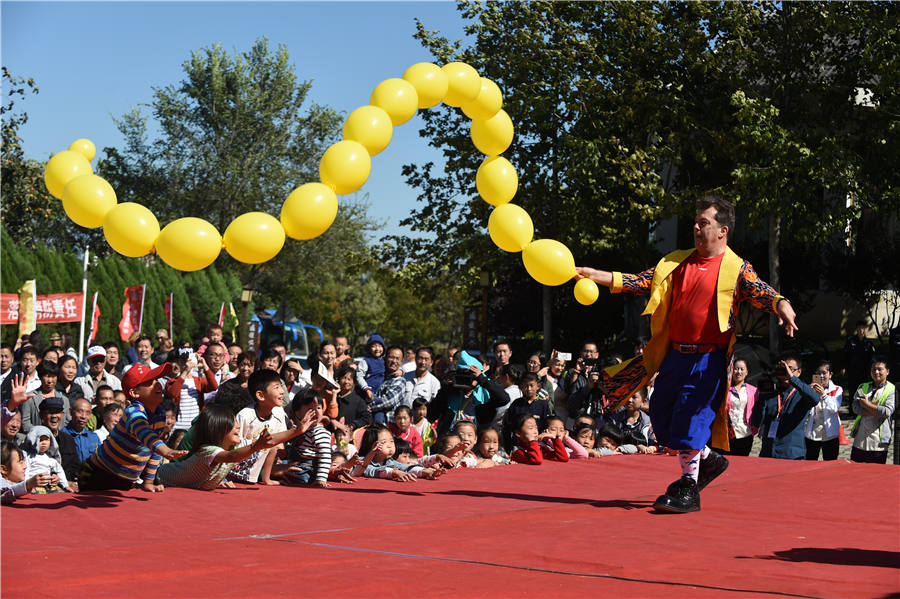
left=670, top=342, right=727, bottom=354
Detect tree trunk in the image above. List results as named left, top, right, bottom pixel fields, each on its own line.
left=768, top=214, right=782, bottom=356
left=542, top=285, right=553, bottom=356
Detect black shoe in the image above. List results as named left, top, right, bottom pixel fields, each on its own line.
left=697, top=450, right=729, bottom=491
left=653, top=476, right=700, bottom=513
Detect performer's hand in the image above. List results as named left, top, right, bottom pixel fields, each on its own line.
left=776, top=299, right=798, bottom=338
left=575, top=267, right=613, bottom=287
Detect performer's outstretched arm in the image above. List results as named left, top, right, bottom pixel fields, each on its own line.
left=576, top=266, right=654, bottom=296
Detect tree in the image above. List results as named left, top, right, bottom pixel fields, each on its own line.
left=100, top=37, right=342, bottom=232
left=392, top=1, right=899, bottom=353
left=388, top=2, right=761, bottom=351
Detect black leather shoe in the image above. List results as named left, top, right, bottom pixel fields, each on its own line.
left=653, top=476, right=700, bottom=513
left=697, top=450, right=729, bottom=491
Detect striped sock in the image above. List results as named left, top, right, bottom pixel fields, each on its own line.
left=678, top=450, right=701, bottom=481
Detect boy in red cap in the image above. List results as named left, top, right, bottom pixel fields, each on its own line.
left=78, top=363, right=187, bottom=492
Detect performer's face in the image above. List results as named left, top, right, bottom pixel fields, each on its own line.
left=694, top=207, right=728, bottom=253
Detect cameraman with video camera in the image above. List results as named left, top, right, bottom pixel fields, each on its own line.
left=428, top=351, right=510, bottom=438
left=567, top=354, right=621, bottom=421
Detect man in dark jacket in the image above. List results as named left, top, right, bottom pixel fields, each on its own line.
left=752, top=356, right=820, bottom=459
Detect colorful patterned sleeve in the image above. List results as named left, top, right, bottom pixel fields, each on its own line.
left=611, top=267, right=654, bottom=296
left=736, top=261, right=784, bottom=314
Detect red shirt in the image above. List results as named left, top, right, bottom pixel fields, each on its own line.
left=668, top=252, right=732, bottom=345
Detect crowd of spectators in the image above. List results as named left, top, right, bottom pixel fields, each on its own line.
left=0, top=324, right=895, bottom=502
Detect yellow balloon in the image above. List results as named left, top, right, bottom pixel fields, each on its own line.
left=156, top=218, right=222, bottom=272
left=574, top=278, right=600, bottom=306
left=319, top=140, right=371, bottom=195
left=280, top=182, right=339, bottom=240
left=476, top=156, right=518, bottom=206
left=470, top=109, right=514, bottom=156
left=343, top=105, right=393, bottom=155
left=369, top=78, right=418, bottom=126
left=61, top=174, right=117, bottom=228
left=224, top=212, right=286, bottom=264
left=462, top=78, right=503, bottom=121
left=441, top=62, right=481, bottom=107
left=402, top=62, right=449, bottom=108
left=521, top=239, right=577, bottom=286
left=488, top=204, right=533, bottom=253
left=68, top=139, right=96, bottom=162
left=103, top=202, right=160, bottom=258
left=43, top=150, right=93, bottom=199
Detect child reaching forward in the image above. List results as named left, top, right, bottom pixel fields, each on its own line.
left=1, top=442, right=52, bottom=504
left=544, top=417, right=588, bottom=459
left=157, top=405, right=276, bottom=490
left=434, top=432, right=477, bottom=468
left=22, top=426, right=70, bottom=492
left=355, top=424, right=441, bottom=481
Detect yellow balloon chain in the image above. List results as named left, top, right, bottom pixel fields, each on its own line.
left=43, top=62, right=598, bottom=304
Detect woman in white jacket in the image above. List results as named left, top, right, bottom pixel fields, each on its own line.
left=804, top=360, right=844, bottom=461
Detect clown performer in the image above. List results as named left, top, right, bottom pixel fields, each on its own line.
left=575, top=196, right=797, bottom=513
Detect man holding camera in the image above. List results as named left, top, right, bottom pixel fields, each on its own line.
left=576, top=196, right=797, bottom=513
left=751, top=356, right=820, bottom=460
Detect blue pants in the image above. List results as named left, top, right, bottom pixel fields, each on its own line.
left=650, top=349, right=727, bottom=450
left=284, top=462, right=316, bottom=484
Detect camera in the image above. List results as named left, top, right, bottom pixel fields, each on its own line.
left=453, top=371, right=476, bottom=390
left=583, top=358, right=598, bottom=368
left=774, top=364, right=788, bottom=377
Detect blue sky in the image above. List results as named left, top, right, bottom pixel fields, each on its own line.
left=1, top=1, right=471, bottom=240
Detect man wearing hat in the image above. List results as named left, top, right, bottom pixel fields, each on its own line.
left=38, top=395, right=80, bottom=489
left=74, top=345, right=122, bottom=402
left=78, top=362, right=187, bottom=492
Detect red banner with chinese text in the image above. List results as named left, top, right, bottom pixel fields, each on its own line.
left=117, top=284, right=145, bottom=341
left=0, top=292, right=84, bottom=325
left=164, top=293, right=173, bottom=339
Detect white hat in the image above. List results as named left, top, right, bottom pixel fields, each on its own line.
left=87, top=346, right=106, bottom=360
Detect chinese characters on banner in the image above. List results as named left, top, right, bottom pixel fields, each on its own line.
left=118, top=284, right=145, bottom=341
left=0, top=291, right=84, bottom=327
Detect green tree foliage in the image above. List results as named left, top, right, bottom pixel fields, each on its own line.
left=392, top=1, right=899, bottom=351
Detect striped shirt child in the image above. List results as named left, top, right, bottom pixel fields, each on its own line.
left=87, top=401, right=167, bottom=483
left=286, top=425, right=332, bottom=484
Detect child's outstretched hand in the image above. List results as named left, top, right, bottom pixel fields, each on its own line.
left=329, top=466, right=355, bottom=484
left=446, top=441, right=469, bottom=457
left=431, top=454, right=455, bottom=469
left=252, top=429, right=275, bottom=451
left=419, top=467, right=443, bottom=480
left=159, top=445, right=188, bottom=460
left=392, top=470, right=417, bottom=482
left=537, top=432, right=555, bottom=441
left=312, top=479, right=331, bottom=488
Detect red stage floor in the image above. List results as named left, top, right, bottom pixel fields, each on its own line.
left=2, top=455, right=898, bottom=598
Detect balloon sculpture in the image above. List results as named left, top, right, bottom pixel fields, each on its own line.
left=44, top=63, right=597, bottom=304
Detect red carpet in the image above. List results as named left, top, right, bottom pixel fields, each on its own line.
left=3, top=455, right=898, bottom=598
